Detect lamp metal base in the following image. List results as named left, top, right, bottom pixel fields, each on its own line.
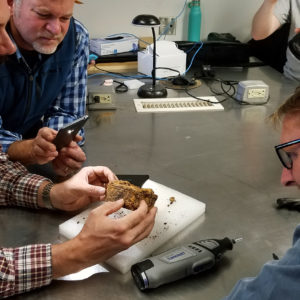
left=137, top=83, right=168, bottom=98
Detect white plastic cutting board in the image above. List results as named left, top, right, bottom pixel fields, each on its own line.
left=59, top=179, right=206, bottom=274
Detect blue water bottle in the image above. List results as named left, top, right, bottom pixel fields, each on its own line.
left=188, top=0, right=201, bottom=42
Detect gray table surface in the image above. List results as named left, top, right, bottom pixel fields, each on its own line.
left=2, top=65, right=300, bottom=300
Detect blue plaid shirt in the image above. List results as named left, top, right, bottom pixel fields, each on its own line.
left=0, top=19, right=89, bottom=152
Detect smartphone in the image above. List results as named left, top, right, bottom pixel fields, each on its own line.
left=53, top=115, right=89, bottom=150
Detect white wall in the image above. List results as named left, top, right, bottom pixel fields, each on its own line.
left=74, top=0, right=263, bottom=43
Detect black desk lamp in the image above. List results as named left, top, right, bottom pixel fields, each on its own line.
left=132, top=14, right=168, bottom=98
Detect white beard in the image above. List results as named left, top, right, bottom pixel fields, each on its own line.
left=32, top=41, right=58, bottom=55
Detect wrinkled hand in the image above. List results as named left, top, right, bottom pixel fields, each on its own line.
left=51, top=199, right=157, bottom=278
left=52, top=135, right=86, bottom=177
left=77, top=200, right=157, bottom=261
left=50, top=166, right=117, bottom=211
left=30, top=127, right=58, bottom=164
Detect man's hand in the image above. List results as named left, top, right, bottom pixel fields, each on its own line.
left=30, top=127, right=58, bottom=164
left=8, top=128, right=86, bottom=172
left=52, top=135, right=86, bottom=177
left=51, top=200, right=157, bottom=278
left=7, top=127, right=58, bottom=165
left=49, top=166, right=117, bottom=211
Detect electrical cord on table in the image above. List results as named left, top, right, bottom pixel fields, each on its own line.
left=182, top=75, right=236, bottom=104
left=113, top=80, right=128, bottom=93
left=184, top=87, right=229, bottom=104
left=191, top=74, right=270, bottom=106
left=155, top=67, right=180, bottom=77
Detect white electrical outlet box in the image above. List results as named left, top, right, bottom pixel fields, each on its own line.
left=159, top=17, right=176, bottom=35
left=88, top=91, right=116, bottom=110
left=236, top=80, right=269, bottom=104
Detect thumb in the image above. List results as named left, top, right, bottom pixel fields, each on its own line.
left=84, top=184, right=106, bottom=198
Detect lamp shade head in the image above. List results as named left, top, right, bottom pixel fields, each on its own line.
left=132, top=14, right=160, bottom=27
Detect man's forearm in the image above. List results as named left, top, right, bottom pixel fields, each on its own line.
left=252, top=0, right=281, bottom=40
left=7, top=139, right=35, bottom=165
left=51, top=238, right=87, bottom=278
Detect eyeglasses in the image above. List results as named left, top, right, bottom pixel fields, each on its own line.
left=275, top=138, right=300, bottom=169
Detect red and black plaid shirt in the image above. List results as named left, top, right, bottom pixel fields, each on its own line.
left=0, top=151, right=52, bottom=298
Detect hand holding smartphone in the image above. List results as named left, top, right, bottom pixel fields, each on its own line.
left=53, top=115, right=89, bottom=150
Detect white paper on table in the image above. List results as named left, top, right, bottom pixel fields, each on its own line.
left=55, top=264, right=109, bottom=281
